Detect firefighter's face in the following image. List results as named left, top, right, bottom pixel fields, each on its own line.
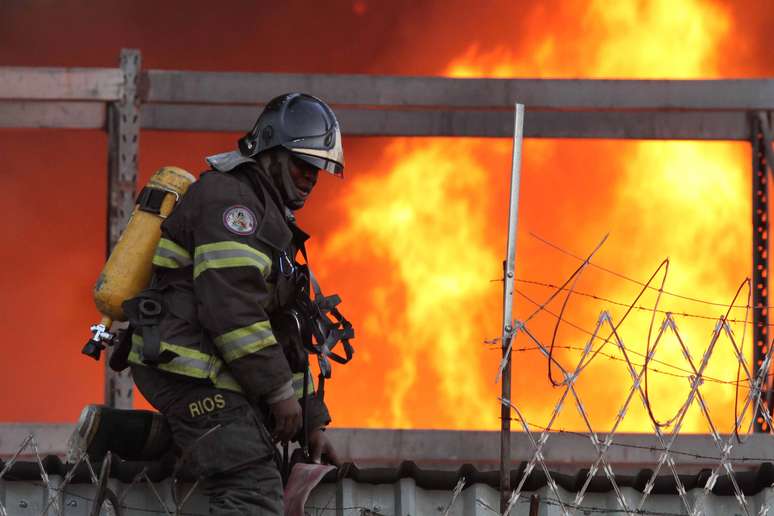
left=289, top=156, right=320, bottom=204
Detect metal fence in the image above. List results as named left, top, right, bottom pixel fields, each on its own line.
left=496, top=234, right=774, bottom=516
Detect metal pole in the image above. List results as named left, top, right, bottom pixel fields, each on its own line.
left=753, top=112, right=773, bottom=431
left=528, top=494, right=540, bottom=516
left=500, top=103, right=525, bottom=513
left=104, top=49, right=141, bottom=409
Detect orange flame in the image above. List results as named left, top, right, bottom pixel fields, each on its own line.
left=0, top=0, right=760, bottom=433
left=314, top=0, right=755, bottom=432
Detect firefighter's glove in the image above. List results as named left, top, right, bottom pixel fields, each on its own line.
left=270, top=397, right=302, bottom=443
left=309, top=428, right=340, bottom=466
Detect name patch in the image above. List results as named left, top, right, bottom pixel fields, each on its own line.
left=188, top=393, right=226, bottom=418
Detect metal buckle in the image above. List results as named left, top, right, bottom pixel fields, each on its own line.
left=279, top=251, right=296, bottom=278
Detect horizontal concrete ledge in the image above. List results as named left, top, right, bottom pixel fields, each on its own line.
left=2, top=424, right=773, bottom=472
left=327, top=428, right=774, bottom=472
left=0, top=423, right=75, bottom=458
left=141, top=105, right=753, bottom=139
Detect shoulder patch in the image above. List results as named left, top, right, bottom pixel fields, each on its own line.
left=223, top=205, right=257, bottom=235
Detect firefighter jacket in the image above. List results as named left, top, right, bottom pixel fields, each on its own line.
left=126, top=161, right=330, bottom=428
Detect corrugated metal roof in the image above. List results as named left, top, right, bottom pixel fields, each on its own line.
left=3, top=459, right=774, bottom=515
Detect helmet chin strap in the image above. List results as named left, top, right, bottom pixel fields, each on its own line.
left=260, top=151, right=305, bottom=211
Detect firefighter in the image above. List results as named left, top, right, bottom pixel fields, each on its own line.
left=126, top=93, right=344, bottom=515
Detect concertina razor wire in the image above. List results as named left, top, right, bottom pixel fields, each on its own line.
left=497, top=236, right=774, bottom=516
left=0, top=431, right=205, bottom=516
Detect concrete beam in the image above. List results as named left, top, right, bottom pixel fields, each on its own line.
left=325, top=428, right=774, bottom=472
left=0, top=67, right=123, bottom=101
left=141, top=104, right=751, bottom=139
left=0, top=101, right=106, bottom=129
left=144, top=71, right=774, bottom=111
left=0, top=424, right=75, bottom=458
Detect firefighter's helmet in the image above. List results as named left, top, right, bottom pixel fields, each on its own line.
left=238, top=93, right=344, bottom=177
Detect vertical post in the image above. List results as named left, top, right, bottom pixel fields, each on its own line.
left=104, top=49, right=141, bottom=409
left=501, top=104, right=525, bottom=513
left=752, top=112, right=770, bottom=432
left=528, top=494, right=540, bottom=516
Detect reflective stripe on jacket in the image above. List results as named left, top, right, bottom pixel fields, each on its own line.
left=133, top=163, right=302, bottom=405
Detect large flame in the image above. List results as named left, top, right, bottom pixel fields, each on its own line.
left=0, top=0, right=762, bottom=432
left=313, top=0, right=754, bottom=432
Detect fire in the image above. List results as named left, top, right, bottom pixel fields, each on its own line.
left=315, top=0, right=754, bottom=432
left=0, top=1, right=760, bottom=432
left=315, top=140, right=503, bottom=428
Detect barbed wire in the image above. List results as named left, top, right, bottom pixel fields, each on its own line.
left=525, top=236, right=772, bottom=439
left=5, top=467, right=699, bottom=516
left=538, top=497, right=690, bottom=516
left=476, top=494, right=691, bottom=516
left=6, top=470, right=750, bottom=516
left=2, top=474, right=701, bottom=516
left=529, top=240, right=768, bottom=437
left=515, top=277, right=773, bottom=327
left=514, top=274, right=768, bottom=439
left=492, top=231, right=774, bottom=515
left=485, top=342, right=773, bottom=392
left=501, top=287, right=764, bottom=390
left=530, top=231, right=768, bottom=311
left=1, top=433, right=772, bottom=516
left=3, top=480, right=201, bottom=515
left=500, top=415, right=773, bottom=464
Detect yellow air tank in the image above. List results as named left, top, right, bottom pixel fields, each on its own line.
left=84, top=166, right=196, bottom=359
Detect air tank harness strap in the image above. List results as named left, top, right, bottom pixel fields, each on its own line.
left=121, top=291, right=165, bottom=364
left=297, top=243, right=355, bottom=379
left=309, top=268, right=355, bottom=375
left=136, top=186, right=171, bottom=215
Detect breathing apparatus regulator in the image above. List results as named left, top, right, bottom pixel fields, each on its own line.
left=82, top=166, right=196, bottom=360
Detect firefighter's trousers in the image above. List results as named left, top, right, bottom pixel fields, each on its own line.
left=131, top=365, right=283, bottom=515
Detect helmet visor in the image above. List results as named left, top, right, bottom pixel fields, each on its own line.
left=288, top=144, right=344, bottom=177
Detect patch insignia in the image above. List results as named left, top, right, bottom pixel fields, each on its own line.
left=223, top=205, right=257, bottom=235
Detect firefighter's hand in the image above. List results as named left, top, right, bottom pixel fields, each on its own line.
left=309, top=428, right=341, bottom=466
left=270, top=397, right=302, bottom=442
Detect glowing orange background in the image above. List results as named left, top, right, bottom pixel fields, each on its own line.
left=1, top=0, right=771, bottom=433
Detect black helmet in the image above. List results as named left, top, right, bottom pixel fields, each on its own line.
left=238, top=93, right=344, bottom=177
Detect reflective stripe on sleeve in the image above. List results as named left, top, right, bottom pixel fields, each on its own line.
left=292, top=370, right=315, bottom=399
left=193, top=241, right=272, bottom=279
left=214, top=320, right=278, bottom=362
left=128, top=334, right=212, bottom=379
left=152, top=238, right=193, bottom=269
left=211, top=366, right=244, bottom=393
